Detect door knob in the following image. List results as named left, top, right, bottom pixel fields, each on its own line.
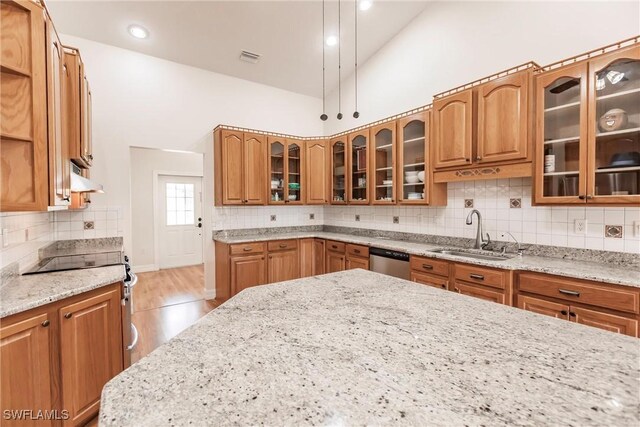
left=64, top=313, right=73, bottom=319
left=197, top=223, right=202, bottom=228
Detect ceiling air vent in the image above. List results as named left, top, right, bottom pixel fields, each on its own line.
left=239, top=50, right=261, bottom=64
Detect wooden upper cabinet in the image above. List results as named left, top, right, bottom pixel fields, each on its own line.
left=0, top=0, right=48, bottom=211
left=305, top=139, right=328, bottom=204
left=59, top=287, right=123, bottom=426
left=477, top=70, right=531, bottom=164
left=243, top=133, right=266, bottom=205
left=218, top=130, right=244, bottom=204
left=432, top=89, right=474, bottom=169
left=371, top=121, right=397, bottom=204
left=46, top=14, right=70, bottom=207
left=63, top=47, right=92, bottom=169
left=347, top=129, right=370, bottom=204
left=268, top=137, right=304, bottom=205
left=1, top=311, right=54, bottom=427
left=81, top=74, right=92, bottom=167
left=329, top=136, right=347, bottom=204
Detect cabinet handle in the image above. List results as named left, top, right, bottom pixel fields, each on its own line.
left=64, top=313, right=73, bottom=319
left=243, top=247, right=252, bottom=252
left=465, top=158, right=470, bottom=162
left=332, top=245, right=338, bottom=249
left=62, top=197, right=70, bottom=202
left=476, top=156, right=482, bottom=161
left=41, top=320, right=50, bottom=327
left=569, top=312, right=576, bottom=318
left=440, top=284, right=446, bottom=289
left=560, top=310, right=568, bottom=316
left=469, top=273, right=484, bottom=280
left=578, top=195, right=586, bottom=200
left=353, top=249, right=361, bottom=254
left=279, top=243, right=287, bottom=248
left=558, top=289, right=580, bottom=297
left=422, top=264, right=433, bottom=270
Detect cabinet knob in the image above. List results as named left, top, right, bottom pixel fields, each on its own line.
left=569, top=312, right=576, bottom=318
left=41, top=320, right=50, bottom=327
left=465, top=158, right=470, bottom=162
left=62, top=197, right=70, bottom=202
left=560, top=310, right=568, bottom=316
left=440, top=284, right=446, bottom=289
left=586, top=195, right=593, bottom=200
left=578, top=195, right=586, bottom=200
left=64, top=312, right=73, bottom=319
left=476, top=156, right=482, bottom=160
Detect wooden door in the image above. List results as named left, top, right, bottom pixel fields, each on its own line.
left=534, top=62, right=589, bottom=204
left=410, top=271, right=448, bottom=290
left=477, top=70, right=530, bottom=163
left=268, top=249, right=300, bottom=283
left=432, top=89, right=474, bottom=169
left=371, top=122, right=397, bottom=204
left=63, top=49, right=83, bottom=166
left=1, top=311, right=53, bottom=426
left=0, top=0, right=48, bottom=211
left=325, top=251, right=345, bottom=273
left=220, top=130, right=244, bottom=204
left=267, top=137, right=286, bottom=204
left=347, top=129, right=370, bottom=204
left=453, top=281, right=505, bottom=304
left=313, top=239, right=325, bottom=275
left=586, top=45, right=640, bottom=205
left=243, top=133, right=266, bottom=205
left=346, top=256, right=369, bottom=270
left=517, top=295, right=569, bottom=320
left=329, top=137, right=347, bottom=204
left=570, top=306, right=637, bottom=337
left=285, top=139, right=304, bottom=204
left=230, top=254, right=266, bottom=294
left=299, top=238, right=314, bottom=278
left=397, top=112, right=427, bottom=204
left=83, top=76, right=92, bottom=166
left=46, top=16, right=70, bottom=207
left=305, top=140, right=328, bottom=204
left=59, top=287, right=123, bottom=426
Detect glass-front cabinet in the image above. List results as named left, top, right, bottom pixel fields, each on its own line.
left=535, top=44, right=640, bottom=205
left=397, top=112, right=428, bottom=204
left=347, top=130, right=370, bottom=204
left=330, top=137, right=347, bottom=204
left=268, top=137, right=304, bottom=204
left=371, top=122, right=397, bottom=204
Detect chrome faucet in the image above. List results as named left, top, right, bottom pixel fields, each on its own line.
left=466, top=209, right=490, bottom=250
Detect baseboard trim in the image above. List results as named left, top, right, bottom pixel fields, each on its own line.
left=204, top=289, right=216, bottom=300
left=132, top=264, right=159, bottom=273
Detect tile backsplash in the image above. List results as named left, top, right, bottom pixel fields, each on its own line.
left=53, top=207, right=124, bottom=240
left=212, top=205, right=324, bottom=230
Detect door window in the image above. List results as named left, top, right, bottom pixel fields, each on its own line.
left=166, top=183, right=195, bottom=225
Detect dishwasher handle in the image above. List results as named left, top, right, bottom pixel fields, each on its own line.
left=369, top=247, right=409, bottom=261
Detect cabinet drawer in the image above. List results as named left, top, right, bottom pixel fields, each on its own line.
left=519, top=273, right=639, bottom=314
left=411, top=271, right=448, bottom=290
left=230, top=242, right=266, bottom=255
left=410, top=256, right=449, bottom=277
left=326, top=241, right=346, bottom=253
left=268, top=239, right=298, bottom=252
left=454, top=264, right=506, bottom=289
left=346, top=244, right=369, bottom=258
left=453, top=281, right=506, bottom=305
left=571, top=306, right=638, bottom=337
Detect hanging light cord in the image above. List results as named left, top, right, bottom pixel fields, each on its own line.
left=338, top=0, right=342, bottom=118
left=354, top=0, right=359, bottom=117
left=320, top=0, right=327, bottom=121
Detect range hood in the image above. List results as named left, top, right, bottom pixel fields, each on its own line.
left=71, top=162, right=104, bottom=193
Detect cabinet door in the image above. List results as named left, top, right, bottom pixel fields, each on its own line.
left=80, top=70, right=92, bottom=167
left=477, top=71, right=530, bottom=163
left=1, top=312, right=53, bottom=426
left=570, top=306, right=638, bottom=337
left=59, top=287, right=122, bottom=426
left=286, top=140, right=303, bottom=204
left=268, top=137, right=285, bottom=204
left=325, top=251, right=345, bottom=273
left=517, top=295, right=569, bottom=320
left=398, top=112, right=428, bottom=204
left=347, top=130, right=370, bottom=204
left=313, top=239, right=325, bottom=275
left=63, top=49, right=83, bottom=165
left=453, top=281, right=505, bottom=304
left=330, top=137, right=347, bottom=204
left=411, top=271, right=447, bottom=290
left=587, top=45, right=640, bottom=205
left=244, top=133, right=267, bottom=205
left=432, top=90, right=473, bottom=169
left=268, top=249, right=300, bottom=283
left=46, top=17, right=70, bottom=207
left=0, top=0, right=48, bottom=212
left=220, top=130, right=244, bottom=204
left=305, top=140, right=328, bottom=204
left=346, top=256, right=369, bottom=270
left=299, top=238, right=314, bottom=278
left=231, top=254, right=266, bottom=294
left=534, top=62, right=589, bottom=204
left=371, top=122, right=397, bottom=204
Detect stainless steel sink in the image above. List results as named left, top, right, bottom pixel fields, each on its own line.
left=429, top=249, right=515, bottom=261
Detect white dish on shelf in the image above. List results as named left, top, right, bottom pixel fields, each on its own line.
left=382, top=179, right=393, bottom=185
left=417, top=171, right=425, bottom=182
left=405, top=170, right=419, bottom=176
left=405, top=175, right=420, bottom=184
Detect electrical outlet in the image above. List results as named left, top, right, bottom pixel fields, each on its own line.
left=355, top=214, right=360, bottom=222
left=574, top=219, right=587, bottom=235
left=309, top=213, right=315, bottom=220
left=393, top=216, right=399, bottom=224
left=634, top=221, right=640, bottom=237
left=270, top=215, right=276, bottom=222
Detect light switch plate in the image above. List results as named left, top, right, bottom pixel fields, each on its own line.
left=393, top=216, right=399, bottom=224
left=574, top=219, right=587, bottom=235
left=355, top=215, right=360, bottom=222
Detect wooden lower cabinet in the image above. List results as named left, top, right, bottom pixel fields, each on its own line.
left=268, top=249, right=300, bottom=283
left=326, top=251, right=346, bottom=273
left=453, top=281, right=506, bottom=305
left=312, top=239, right=325, bottom=276
left=346, top=256, right=369, bottom=270
left=1, top=311, right=54, bottom=427
left=411, top=271, right=448, bottom=290
left=517, top=295, right=569, bottom=319
left=571, top=306, right=638, bottom=337
left=299, top=238, right=314, bottom=278
left=230, top=254, right=266, bottom=295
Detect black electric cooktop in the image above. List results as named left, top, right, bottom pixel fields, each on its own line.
left=23, top=251, right=124, bottom=275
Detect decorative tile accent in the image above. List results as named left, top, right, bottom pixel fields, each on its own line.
left=270, top=215, right=276, bottom=222
left=510, top=198, right=522, bottom=209
left=355, top=215, right=360, bottom=222
left=464, top=199, right=474, bottom=208
left=393, top=216, right=399, bottom=224
left=605, top=225, right=623, bottom=238
left=84, top=221, right=94, bottom=230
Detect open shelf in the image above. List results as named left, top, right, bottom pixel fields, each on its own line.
left=404, top=162, right=425, bottom=168
left=595, top=166, right=640, bottom=174
left=403, top=182, right=425, bottom=186
left=376, top=144, right=393, bottom=150
left=596, top=87, right=640, bottom=101
left=402, top=136, right=425, bottom=144
left=544, top=101, right=581, bottom=113
left=543, top=170, right=579, bottom=176
left=376, top=167, right=392, bottom=171
left=376, top=184, right=393, bottom=188
left=544, top=136, right=580, bottom=145
left=596, top=127, right=640, bottom=138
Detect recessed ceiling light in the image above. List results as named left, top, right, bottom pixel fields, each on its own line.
left=359, top=0, right=373, bottom=11
left=326, top=35, right=338, bottom=47
left=128, top=24, right=149, bottom=39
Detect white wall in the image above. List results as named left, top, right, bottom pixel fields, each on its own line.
left=129, top=147, right=203, bottom=269
left=323, top=1, right=640, bottom=134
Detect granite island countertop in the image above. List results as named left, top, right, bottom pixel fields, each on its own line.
left=214, top=231, right=640, bottom=287
left=100, top=270, right=640, bottom=426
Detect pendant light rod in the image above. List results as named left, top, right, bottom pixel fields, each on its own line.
left=320, top=0, right=328, bottom=121
left=353, top=0, right=359, bottom=119
left=337, top=0, right=343, bottom=120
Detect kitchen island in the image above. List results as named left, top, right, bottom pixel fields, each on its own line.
left=100, top=269, right=639, bottom=426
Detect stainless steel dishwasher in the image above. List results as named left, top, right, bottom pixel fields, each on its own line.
left=369, top=247, right=410, bottom=280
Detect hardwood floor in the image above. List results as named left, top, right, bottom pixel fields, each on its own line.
left=131, top=264, right=219, bottom=363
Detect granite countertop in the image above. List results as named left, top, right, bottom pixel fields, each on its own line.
left=214, top=231, right=640, bottom=288
left=0, top=265, right=126, bottom=318
left=100, top=270, right=640, bottom=426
